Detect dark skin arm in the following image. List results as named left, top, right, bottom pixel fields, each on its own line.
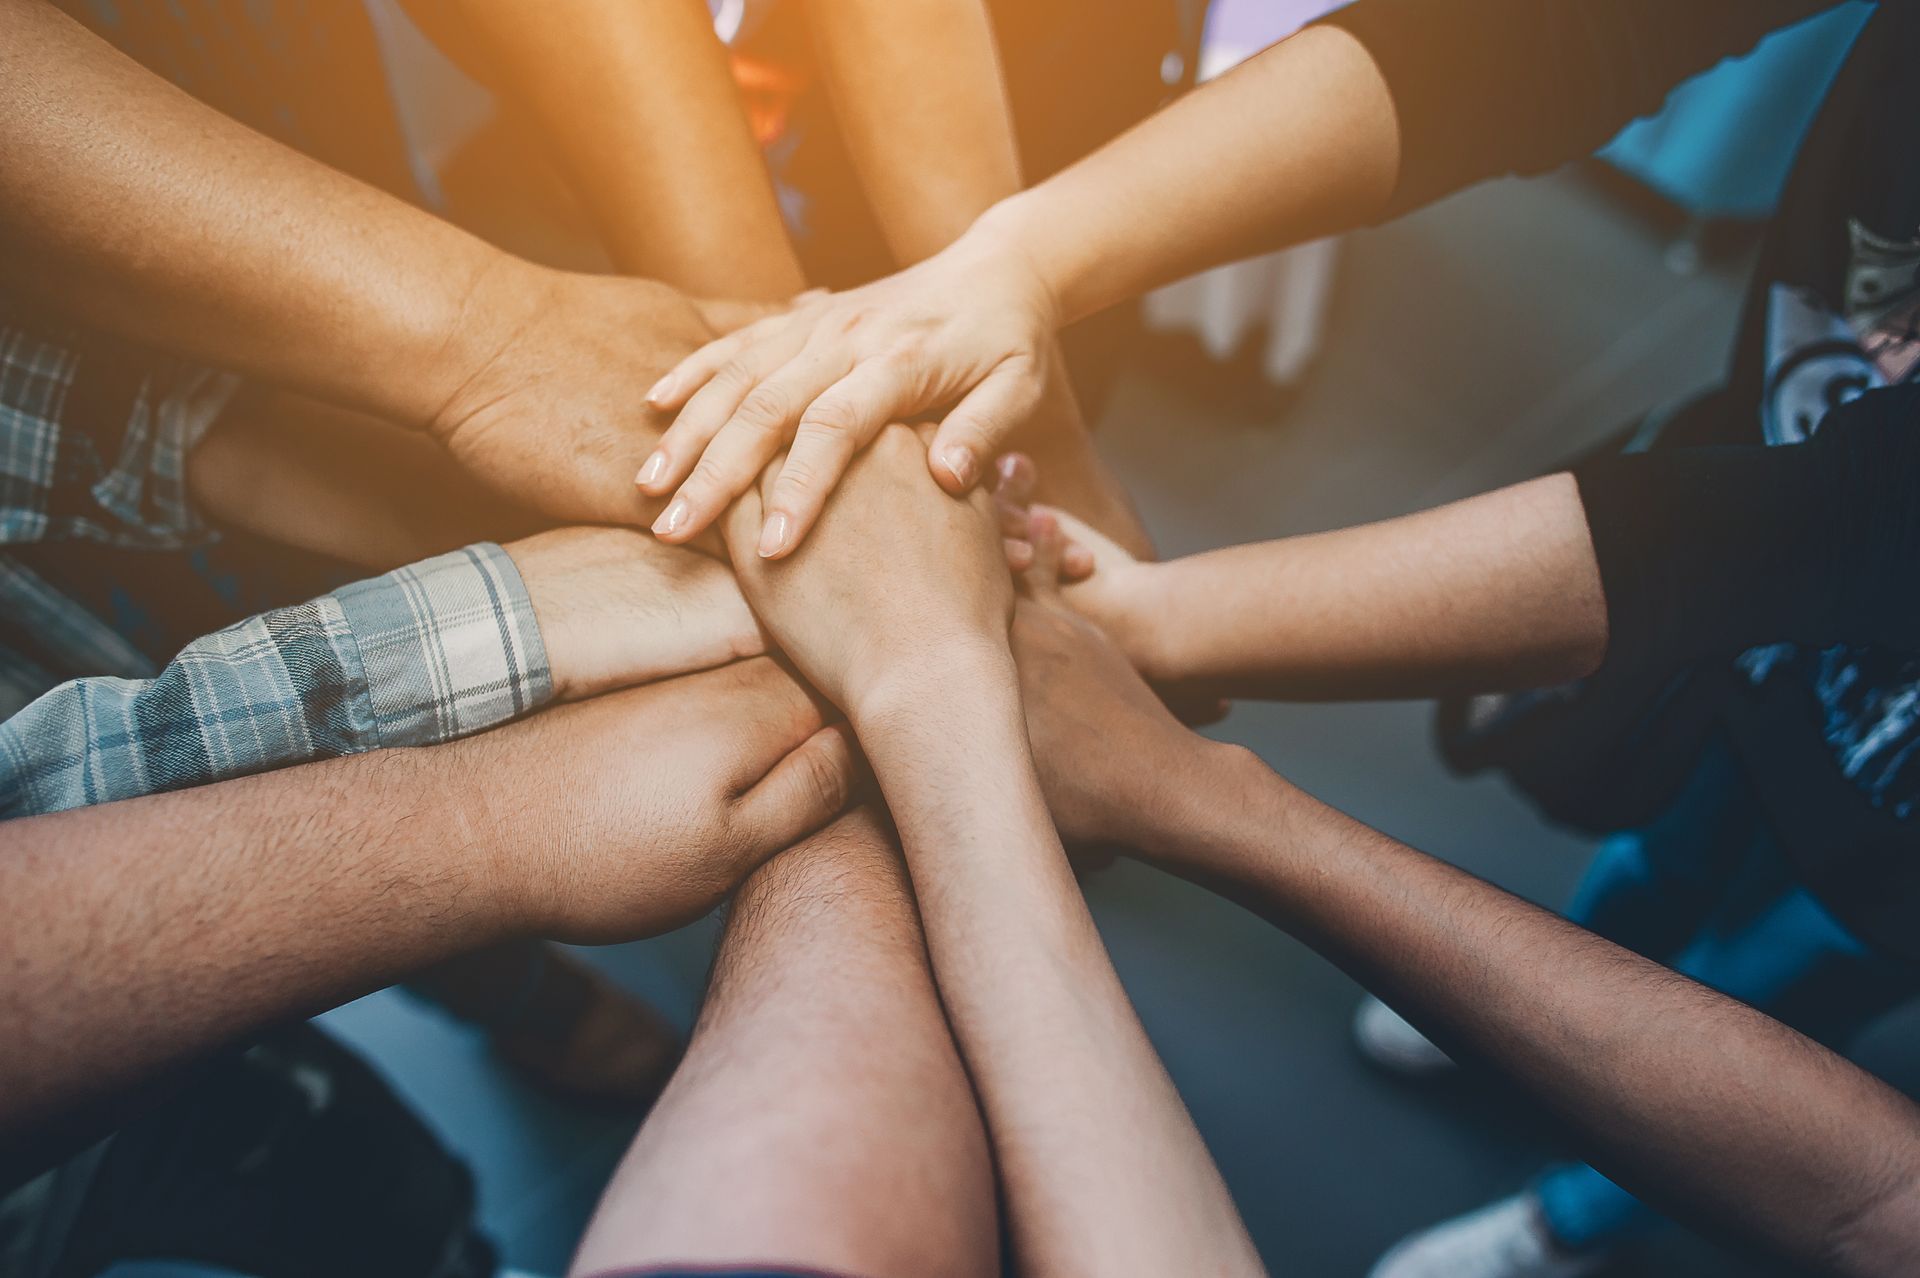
left=1010, top=522, right=1920, bottom=1276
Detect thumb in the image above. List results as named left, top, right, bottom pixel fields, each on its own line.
left=731, top=722, right=861, bottom=854
left=929, top=358, right=1044, bottom=495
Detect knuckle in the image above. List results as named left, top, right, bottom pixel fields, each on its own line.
left=797, top=400, right=856, bottom=435
left=738, top=385, right=792, bottom=428
left=688, top=456, right=736, bottom=493
left=715, top=359, right=757, bottom=391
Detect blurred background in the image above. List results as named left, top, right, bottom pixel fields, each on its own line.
left=82, top=0, right=1908, bottom=1273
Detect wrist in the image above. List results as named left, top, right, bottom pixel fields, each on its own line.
left=419, top=253, right=559, bottom=438
left=1130, top=737, right=1297, bottom=869
left=846, top=633, right=1021, bottom=734
left=967, top=196, right=1067, bottom=332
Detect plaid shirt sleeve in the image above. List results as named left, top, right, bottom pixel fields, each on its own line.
left=0, top=543, right=552, bottom=818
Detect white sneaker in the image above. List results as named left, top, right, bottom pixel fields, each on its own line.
left=1352, top=995, right=1456, bottom=1076
left=1370, top=1193, right=1607, bottom=1278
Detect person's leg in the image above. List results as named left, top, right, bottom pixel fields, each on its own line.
left=568, top=806, right=1000, bottom=1278
left=1563, top=738, right=1758, bottom=960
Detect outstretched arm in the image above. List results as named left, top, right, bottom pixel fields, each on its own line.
left=721, top=428, right=1262, bottom=1275
left=0, top=656, right=854, bottom=1180
left=640, top=0, right=1830, bottom=550
left=1037, top=380, right=1920, bottom=701
left=1040, top=473, right=1608, bottom=700
left=1011, top=533, right=1920, bottom=1275
left=0, top=0, right=724, bottom=526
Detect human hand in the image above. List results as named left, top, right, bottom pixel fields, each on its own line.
left=719, top=423, right=1016, bottom=720
left=992, top=464, right=1176, bottom=678
left=1011, top=515, right=1220, bottom=849
left=503, top=526, right=764, bottom=701
left=428, top=266, right=715, bottom=526
left=639, top=218, right=1059, bottom=557
left=474, top=657, right=860, bottom=945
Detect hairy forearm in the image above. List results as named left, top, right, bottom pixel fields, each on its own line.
left=807, top=0, right=1022, bottom=265
left=0, top=744, right=514, bottom=1172
left=978, top=23, right=1398, bottom=325
left=0, top=0, right=530, bottom=427
left=403, top=0, right=803, bottom=296
left=1143, top=748, right=1920, bottom=1272
left=857, top=660, right=1261, bottom=1275
left=1130, top=474, right=1607, bottom=698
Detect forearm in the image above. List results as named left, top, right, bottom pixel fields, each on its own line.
left=1127, top=474, right=1606, bottom=698
left=857, top=659, right=1260, bottom=1275
left=1145, top=748, right=1920, bottom=1272
left=978, top=24, right=1399, bottom=325
left=807, top=0, right=1022, bottom=265
left=403, top=0, right=804, bottom=296
left=0, top=743, right=517, bottom=1172
left=0, top=0, right=521, bottom=427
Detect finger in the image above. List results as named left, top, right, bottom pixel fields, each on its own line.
left=756, top=411, right=876, bottom=559
left=1004, top=537, right=1034, bottom=572
left=638, top=322, right=807, bottom=496
left=994, top=452, right=1037, bottom=505
left=754, top=358, right=906, bottom=556
left=1024, top=508, right=1064, bottom=596
left=658, top=352, right=852, bottom=544
left=732, top=722, right=861, bottom=853
left=1062, top=541, right=1096, bottom=582
left=645, top=325, right=755, bottom=412
left=929, top=357, right=1045, bottom=495
left=996, top=497, right=1031, bottom=540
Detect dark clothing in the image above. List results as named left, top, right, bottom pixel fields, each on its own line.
left=1324, top=0, right=1920, bottom=950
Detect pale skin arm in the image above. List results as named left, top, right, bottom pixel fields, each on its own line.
left=1010, top=542, right=1920, bottom=1275
left=1048, top=472, right=1609, bottom=699
left=637, top=24, right=1399, bottom=542
left=858, top=669, right=1264, bottom=1276
left=0, top=658, right=854, bottom=1180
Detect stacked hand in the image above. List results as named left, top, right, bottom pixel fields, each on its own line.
left=1010, top=512, right=1213, bottom=850
left=638, top=219, right=1060, bottom=558
left=427, top=268, right=745, bottom=528
left=717, top=422, right=1016, bottom=719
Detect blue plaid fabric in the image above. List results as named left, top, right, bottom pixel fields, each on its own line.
left=0, top=300, right=554, bottom=817
left=0, top=542, right=551, bottom=818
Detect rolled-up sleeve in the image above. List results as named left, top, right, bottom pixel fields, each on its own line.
left=0, top=543, right=552, bottom=817
left=1319, top=0, right=1841, bottom=216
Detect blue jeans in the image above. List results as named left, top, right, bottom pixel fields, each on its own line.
left=1532, top=741, right=1915, bottom=1251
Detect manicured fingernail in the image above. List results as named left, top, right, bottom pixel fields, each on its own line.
left=645, top=375, right=674, bottom=406
left=635, top=451, right=667, bottom=487
left=652, top=498, right=689, bottom=537
left=758, top=511, right=792, bottom=558
left=940, top=445, right=977, bottom=487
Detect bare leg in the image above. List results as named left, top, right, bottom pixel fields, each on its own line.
left=569, top=807, right=1000, bottom=1278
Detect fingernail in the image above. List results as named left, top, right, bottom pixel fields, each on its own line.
left=940, top=445, right=977, bottom=488
left=635, top=451, right=667, bottom=487
left=645, top=375, right=674, bottom=406
left=652, top=498, right=689, bottom=537
left=758, top=511, right=792, bottom=558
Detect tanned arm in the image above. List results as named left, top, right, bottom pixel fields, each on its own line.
left=0, top=658, right=853, bottom=1179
